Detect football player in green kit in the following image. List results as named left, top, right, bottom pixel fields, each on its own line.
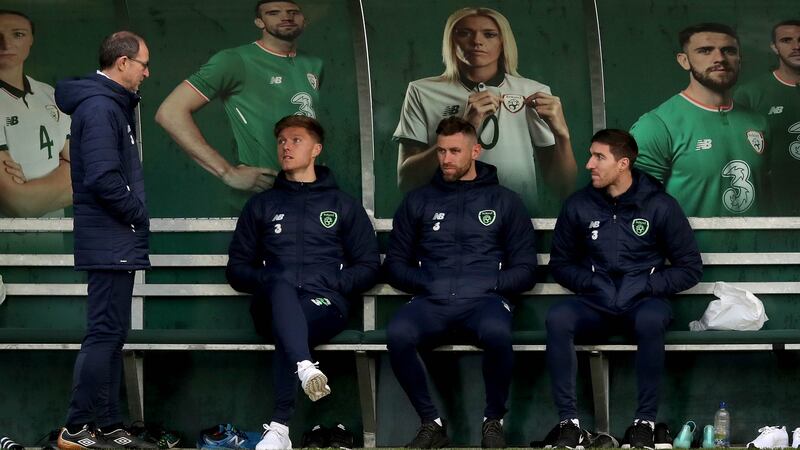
left=735, top=20, right=800, bottom=216
left=156, top=0, right=321, bottom=211
left=631, top=23, right=769, bottom=217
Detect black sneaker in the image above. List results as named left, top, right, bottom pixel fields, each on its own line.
left=622, top=421, right=655, bottom=450
left=654, top=423, right=673, bottom=450
left=301, top=425, right=329, bottom=448
left=0, top=436, right=23, bottom=450
left=554, top=420, right=586, bottom=449
left=587, top=431, right=620, bottom=448
left=482, top=419, right=506, bottom=448
left=102, top=428, right=159, bottom=449
left=328, top=424, right=354, bottom=449
left=57, top=426, right=115, bottom=449
left=405, top=420, right=449, bottom=448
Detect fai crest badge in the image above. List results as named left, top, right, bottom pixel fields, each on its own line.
left=45, top=104, right=60, bottom=122
left=320, top=211, right=338, bottom=228
left=478, top=210, right=496, bottom=226
left=502, top=94, right=525, bottom=113
left=746, top=130, right=765, bottom=154
left=307, top=73, right=319, bottom=90
left=632, top=218, right=650, bottom=237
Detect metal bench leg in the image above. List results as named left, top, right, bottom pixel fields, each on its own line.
left=123, top=350, right=144, bottom=422
left=589, top=351, right=610, bottom=433
left=355, top=351, right=376, bottom=448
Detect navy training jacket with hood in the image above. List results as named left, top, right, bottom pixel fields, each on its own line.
left=226, top=166, right=380, bottom=316
left=549, top=169, right=702, bottom=313
left=384, top=161, right=537, bottom=301
left=55, top=73, right=150, bottom=270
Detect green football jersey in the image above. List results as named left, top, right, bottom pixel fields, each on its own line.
left=186, top=42, right=322, bottom=170
left=735, top=71, right=800, bottom=216
left=631, top=92, right=769, bottom=217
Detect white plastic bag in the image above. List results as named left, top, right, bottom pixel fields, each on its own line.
left=689, top=281, right=769, bottom=331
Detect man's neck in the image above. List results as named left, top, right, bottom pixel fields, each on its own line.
left=776, top=63, right=800, bottom=85
left=285, top=166, right=316, bottom=183
left=606, top=172, right=633, bottom=198
left=259, top=34, right=297, bottom=56
left=0, top=66, right=24, bottom=91
left=684, top=80, right=732, bottom=108
left=459, top=63, right=499, bottom=84
left=99, top=69, right=133, bottom=92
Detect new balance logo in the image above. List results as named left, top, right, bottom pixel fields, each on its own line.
left=768, top=106, right=784, bottom=115
left=270, top=76, right=283, bottom=84
left=442, top=105, right=460, bottom=117
left=5, top=116, right=18, bottom=126
left=432, top=212, right=445, bottom=220
left=696, top=139, right=713, bottom=150
left=311, top=297, right=332, bottom=306
left=272, top=214, right=284, bottom=221
left=589, top=221, right=600, bottom=229
left=229, top=435, right=245, bottom=447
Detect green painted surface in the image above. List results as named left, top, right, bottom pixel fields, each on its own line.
left=0, top=0, right=799, bottom=447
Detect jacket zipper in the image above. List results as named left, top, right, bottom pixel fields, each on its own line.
left=297, top=184, right=307, bottom=289
left=451, top=185, right=464, bottom=298
left=611, top=203, right=619, bottom=307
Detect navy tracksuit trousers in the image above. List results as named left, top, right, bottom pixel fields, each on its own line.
left=252, top=279, right=346, bottom=424
left=386, top=296, right=514, bottom=422
left=66, top=270, right=135, bottom=428
left=546, top=297, right=672, bottom=422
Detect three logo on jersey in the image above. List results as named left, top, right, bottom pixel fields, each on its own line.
left=789, top=121, right=800, bottom=161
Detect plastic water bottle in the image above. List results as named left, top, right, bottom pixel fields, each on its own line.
left=714, top=402, right=731, bottom=447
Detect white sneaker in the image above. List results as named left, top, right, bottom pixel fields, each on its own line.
left=297, top=360, right=330, bottom=401
left=256, top=422, right=291, bottom=450
left=747, top=426, right=789, bottom=449
left=791, top=428, right=800, bottom=448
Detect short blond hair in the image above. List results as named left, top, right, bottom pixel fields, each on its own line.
left=440, top=7, right=520, bottom=81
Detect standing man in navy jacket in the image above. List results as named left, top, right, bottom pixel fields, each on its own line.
left=54, top=31, right=155, bottom=449
left=384, top=117, right=538, bottom=448
left=226, top=116, right=379, bottom=450
left=546, top=129, right=702, bottom=449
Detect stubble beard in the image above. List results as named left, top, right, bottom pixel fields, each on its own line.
left=266, top=25, right=303, bottom=42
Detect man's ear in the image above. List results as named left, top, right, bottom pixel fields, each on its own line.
left=472, top=142, right=482, bottom=160
left=254, top=17, right=265, bottom=30
left=676, top=52, right=690, bottom=71
left=770, top=42, right=779, bottom=56
left=312, top=143, right=322, bottom=158
left=618, top=157, right=630, bottom=171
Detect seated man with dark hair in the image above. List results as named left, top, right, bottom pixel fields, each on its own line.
left=384, top=116, right=538, bottom=449
left=226, top=115, right=379, bottom=450
left=546, top=129, right=702, bottom=449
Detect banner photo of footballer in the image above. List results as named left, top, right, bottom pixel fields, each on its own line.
left=0, top=9, right=72, bottom=218
left=367, top=0, right=592, bottom=218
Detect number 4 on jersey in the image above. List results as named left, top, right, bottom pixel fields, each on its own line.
left=39, top=125, right=54, bottom=159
